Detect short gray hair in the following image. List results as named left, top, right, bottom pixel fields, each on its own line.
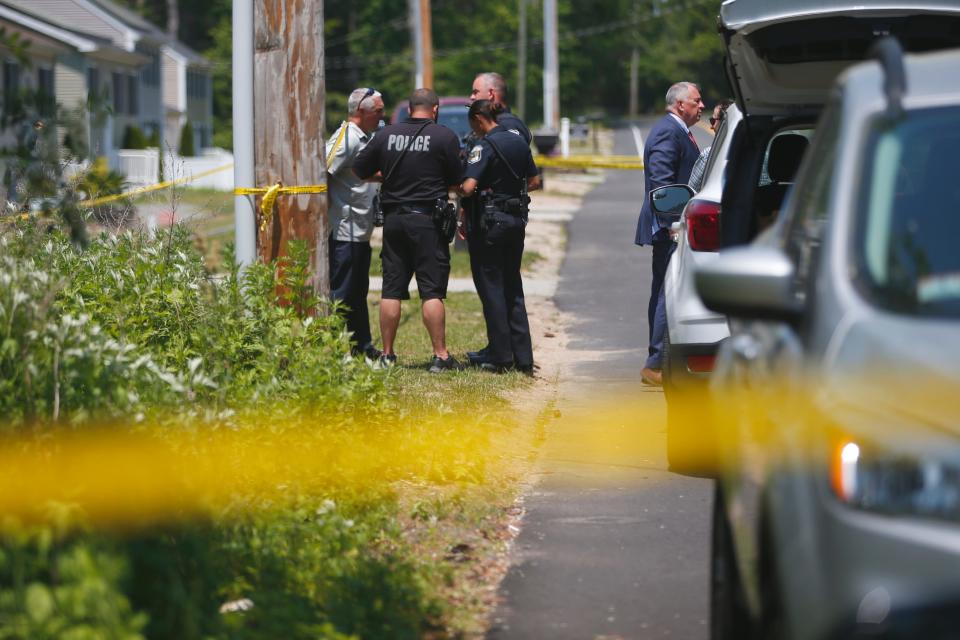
left=347, top=87, right=382, bottom=116
left=665, top=82, right=698, bottom=109
left=476, top=71, right=508, bottom=101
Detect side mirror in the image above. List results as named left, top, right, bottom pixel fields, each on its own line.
left=694, top=246, right=803, bottom=320
left=650, top=184, right=694, bottom=225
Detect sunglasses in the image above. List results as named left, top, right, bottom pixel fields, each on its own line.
left=360, top=87, right=377, bottom=101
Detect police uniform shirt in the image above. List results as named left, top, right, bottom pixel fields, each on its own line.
left=464, top=125, right=538, bottom=196
left=353, top=117, right=462, bottom=207
left=496, top=109, right=533, bottom=145
left=326, top=121, right=380, bottom=242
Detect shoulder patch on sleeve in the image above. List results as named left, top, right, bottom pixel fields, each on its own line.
left=508, top=128, right=521, bottom=136
left=468, top=144, right=483, bottom=164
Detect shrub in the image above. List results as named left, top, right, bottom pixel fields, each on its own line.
left=122, top=125, right=148, bottom=150
left=179, top=121, right=196, bottom=157
left=0, top=222, right=387, bottom=427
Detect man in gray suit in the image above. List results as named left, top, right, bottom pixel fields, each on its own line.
left=634, top=82, right=704, bottom=386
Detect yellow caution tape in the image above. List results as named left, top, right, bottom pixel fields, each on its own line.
left=233, top=185, right=328, bottom=196
left=259, top=182, right=282, bottom=231
left=232, top=183, right=329, bottom=231
left=534, top=154, right=644, bottom=170
left=79, top=163, right=235, bottom=208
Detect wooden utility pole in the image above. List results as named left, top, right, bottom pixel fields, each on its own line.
left=419, top=0, right=433, bottom=88
left=628, top=0, right=640, bottom=117
left=253, top=0, right=328, bottom=297
left=410, top=0, right=433, bottom=88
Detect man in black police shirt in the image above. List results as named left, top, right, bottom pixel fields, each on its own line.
left=353, top=88, right=464, bottom=373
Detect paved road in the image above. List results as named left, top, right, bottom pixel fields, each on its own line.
left=488, top=121, right=714, bottom=639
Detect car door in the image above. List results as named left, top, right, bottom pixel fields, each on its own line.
left=716, top=103, right=843, bottom=608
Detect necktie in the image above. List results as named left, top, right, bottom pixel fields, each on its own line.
left=688, top=130, right=699, bottom=152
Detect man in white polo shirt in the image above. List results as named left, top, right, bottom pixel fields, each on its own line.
left=326, top=87, right=385, bottom=359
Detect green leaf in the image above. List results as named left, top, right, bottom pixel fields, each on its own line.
left=25, top=582, right=54, bottom=623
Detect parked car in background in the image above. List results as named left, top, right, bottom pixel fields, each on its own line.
left=390, top=96, right=472, bottom=143
left=697, top=38, right=960, bottom=640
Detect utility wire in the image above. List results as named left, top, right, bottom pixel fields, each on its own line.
left=324, top=0, right=715, bottom=71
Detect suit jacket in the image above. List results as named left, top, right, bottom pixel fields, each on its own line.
left=634, top=114, right=700, bottom=245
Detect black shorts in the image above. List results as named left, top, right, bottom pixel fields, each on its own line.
left=380, top=211, right=450, bottom=300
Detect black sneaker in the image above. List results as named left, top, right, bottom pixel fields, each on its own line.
left=352, top=344, right=383, bottom=361
left=378, top=353, right=398, bottom=367
left=467, top=346, right=491, bottom=365
left=427, top=354, right=463, bottom=373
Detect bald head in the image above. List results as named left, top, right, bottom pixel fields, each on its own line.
left=409, top=87, right=439, bottom=118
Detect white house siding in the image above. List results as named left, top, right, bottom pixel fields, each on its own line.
left=54, top=51, right=87, bottom=149
left=6, top=0, right=128, bottom=48
left=55, top=51, right=87, bottom=114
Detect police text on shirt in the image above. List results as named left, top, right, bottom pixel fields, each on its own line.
left=387, top=134, right=431, bottom=152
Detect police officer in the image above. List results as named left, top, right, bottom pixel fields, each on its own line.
left=459, top=100, right=541, bottom=374
left=464, top=72, right=534, bottom=366
left=469, top=72, right=532, bottom=144
left=353, top=88, right=464, bottom=373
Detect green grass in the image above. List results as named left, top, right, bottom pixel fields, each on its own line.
left=371, top=291, right=531, bottom=390
left=132, top=186, right=233, bottom=212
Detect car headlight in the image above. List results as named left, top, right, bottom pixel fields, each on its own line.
left=830, top=439, right=960, bottom=521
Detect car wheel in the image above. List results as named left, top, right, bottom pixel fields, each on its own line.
left=758, top=513, right=791, bottom=640
left=711, top=486, right=752, bottom=640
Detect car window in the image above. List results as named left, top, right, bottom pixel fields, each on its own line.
left=439, top=110, right=470, bottom=140
left=780, top=106, right=841, bottom=299
left=856, top=105, right=960, bottom=318
left=700, top=115, right=730, bottom=186
left=758, top=129, right=814, bottom=186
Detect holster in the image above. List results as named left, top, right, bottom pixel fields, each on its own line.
left=432, top=198, right=457, bottom=243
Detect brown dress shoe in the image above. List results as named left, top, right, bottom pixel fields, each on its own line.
left=641, top=367, right=663, bottom=387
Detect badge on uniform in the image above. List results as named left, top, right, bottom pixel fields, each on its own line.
left=468, top=145, right=483, bottom=164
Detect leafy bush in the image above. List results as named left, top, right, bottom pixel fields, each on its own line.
left=0, top=221, right=471, bottom=638
left=179, top=121, right=196, bottom=157
left=0, top=222, right=387, bottom=427
left=0, top=529, right=147, bottom=639
left=122, top=125, right=148, bottom=150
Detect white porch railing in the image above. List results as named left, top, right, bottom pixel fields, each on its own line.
left=111, top=148, right=235, bottom=191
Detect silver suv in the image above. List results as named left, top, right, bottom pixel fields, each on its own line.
left=697, top=40, right=960, bottom=640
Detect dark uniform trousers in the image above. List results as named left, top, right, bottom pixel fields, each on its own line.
left=328, top=236, right=373, bottom=349
left=468, top=220, right=533, bottom=367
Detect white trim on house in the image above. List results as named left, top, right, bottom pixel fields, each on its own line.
left=0, top=4, right=98, bottom=52
left=72, top=0, right=140, bottom=50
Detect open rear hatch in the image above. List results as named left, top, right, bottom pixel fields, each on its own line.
left=720, top=0, right=960, bottom=116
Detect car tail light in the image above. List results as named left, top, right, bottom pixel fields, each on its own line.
left=686, top=200, right=720, bottom=252
left=686, top=355, right=716, bottom=373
